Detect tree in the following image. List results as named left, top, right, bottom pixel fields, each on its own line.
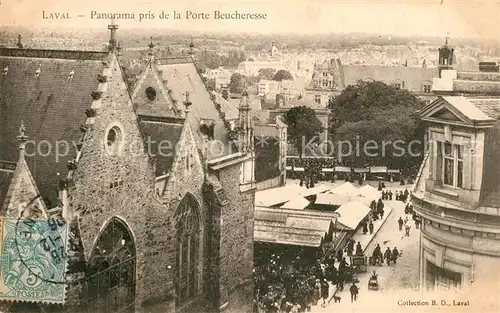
left=283, top=106, right=324, bottom=158
left=328, top=80, right=425, bottom=175
left=258, top=68, right=276, bottom=80
left=272, top=70, right=294, bottom=81
left=229, top=73, right=247, bottom=94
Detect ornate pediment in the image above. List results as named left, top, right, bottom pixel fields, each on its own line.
left=430, top=108, right=462, bottom=122
left=419, top=97, right=492, bottom=127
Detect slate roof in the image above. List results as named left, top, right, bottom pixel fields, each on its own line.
left=0, top=170, right=14, bottom=207
left=156, top=58, right=232, bottom=158
left=283, top=97, right=325, bottom=110
left=0, top=48, right=107, bottom=207
left=453, top=80, right=500, bottom=95
left=342, top=65, right=437, bottom=92
left=456, top=71, right=500, bottom=82
left=139, top=117, right=184, bottom=177
left=468, top=98, right=500, bottom=120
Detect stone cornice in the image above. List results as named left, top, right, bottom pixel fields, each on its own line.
left=412, top=194, right=500, bottom=234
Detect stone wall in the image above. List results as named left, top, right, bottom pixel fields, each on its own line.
left=218, top=164, right=255, bottom=313
left=67, top=55, right=172, bottom=311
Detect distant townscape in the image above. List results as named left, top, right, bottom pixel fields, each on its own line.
left=0, top=21, right=499, bottom=313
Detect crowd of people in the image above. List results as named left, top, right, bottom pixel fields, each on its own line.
left=254, top=242, right=364, bottom=313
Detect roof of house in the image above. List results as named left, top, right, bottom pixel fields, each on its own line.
left=139, top=118, right=184, bottom=177
left=0, top=170, right=14, bottom=207
left=0, top=48, right=107, bottom=206
left=453, top=80, right=500, bottom=95
left=342, top=65, right=437, bottom=92
left=282, top=97, right=325, bottom=110
left=156, top=58, right=233, bottom=158
left=468, top=98, right=500, bottom=120
left=441, top=96, right=494, bottom=121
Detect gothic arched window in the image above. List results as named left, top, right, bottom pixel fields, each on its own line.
left=86, top=217, right=136, bottom=313
left=175, top=194, right=201, bottom=306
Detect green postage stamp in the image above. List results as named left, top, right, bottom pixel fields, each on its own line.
left=0, top=217, right=69, bottom=304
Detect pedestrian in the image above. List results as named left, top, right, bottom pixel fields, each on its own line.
left=321, top=279, right=329, bottom=307
left=349, top=283, right=359, bottom=302
left=362, top=221, right=368, bottom=235
left=313, top=279, right=321, bottom=306
left=336, top=249, right=343, bottom=263
left=405, top=223, right=411, bottom=237
left=388, top=190, right=393, bottom=200
left=398, top=217, right=404, bottom=231
left=355, top=241, right=363, bottom=256
left=299, top=178, right=303, bottom=187
left=384, top=247, right=392, bottom=266
left=392, top=247, right=399, bottom=264
left=369, top=220, right=374, bottom=235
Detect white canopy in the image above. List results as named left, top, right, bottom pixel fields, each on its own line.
left=255, top=184, right=306, bottom=207
left=300, top=184, right=330, bottom=197
left=355, top=185, right=381, bottom=202
left=331, top=182, right=358, bottom=197
left=281, top=196, right=311, bottom=210
left=335, top=200, right=372, bottom=230
left=315, top=193, right=351, bottom=206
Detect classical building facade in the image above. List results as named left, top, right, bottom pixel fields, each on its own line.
left=0, top=24, right=255, bottom=313
left=412, top=92, right=500, bottom=294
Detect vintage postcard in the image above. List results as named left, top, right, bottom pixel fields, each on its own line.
left=0, top=0, right=499, bottom=312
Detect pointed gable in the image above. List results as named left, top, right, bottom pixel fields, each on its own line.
left=420, top=96, right=495, bottom=127
left=2, top=151, right=48, bottom=219
left=131, top=59, right=179, bottom=118
left=162, top=115, right=204, bottom=199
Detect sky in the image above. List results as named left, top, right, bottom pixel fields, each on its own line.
left=0, top=0, right=499, bottom=40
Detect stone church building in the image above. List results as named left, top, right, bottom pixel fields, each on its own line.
left=0, top=23, right=255, bottom=313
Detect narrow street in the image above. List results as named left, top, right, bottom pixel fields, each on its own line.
left=311, top=197, right=422, bottom=313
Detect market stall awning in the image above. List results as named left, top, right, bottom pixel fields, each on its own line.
left=255, top=184, right=306, bottom=207
left=330, top=182, right=358, bottom=197
left=254, top=207, right=336, bottom=247
left=315, top=193, right=351, bottom=206
left=281, top=196, right=311, bottom=210
left=370, top=166, right=388, bottom=173
left=354, top=185, right=381, bottom=202
left=354, top=168, right=370, bottom=173
left=300, top=184, right=330, bottom=197
left=335, top=201, right=372, bottom=230
left=254, top=228, right=323, bottom=247
left=335, top=166, right=351, bottom=173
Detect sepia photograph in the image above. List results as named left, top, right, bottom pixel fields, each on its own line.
left=0, top=0, right=499, bottom=312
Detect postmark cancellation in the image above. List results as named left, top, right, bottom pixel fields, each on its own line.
left=0, top=217, right=69, bottom=304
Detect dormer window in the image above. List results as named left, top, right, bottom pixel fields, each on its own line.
left=145, top=87, right=157, bottom=101
left=200, top=119, right=215, bottom=140
left=423, top=84, right=432, bottom=94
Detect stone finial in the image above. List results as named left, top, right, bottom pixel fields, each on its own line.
left=184, top=91, right=192, bottom=114
left=17, top=121, right=29, bottom=156
left=188, top=37, right=195, bottom=56
left=149, top=36, right=155, bottom=50
left=108, top=18, right=119, bottom=52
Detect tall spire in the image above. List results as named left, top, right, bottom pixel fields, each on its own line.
left=108, top=18, right=119, bottom=52
left=445, top=32, right=450, bottom=45
left=17, top=121, right=29, bottom=159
